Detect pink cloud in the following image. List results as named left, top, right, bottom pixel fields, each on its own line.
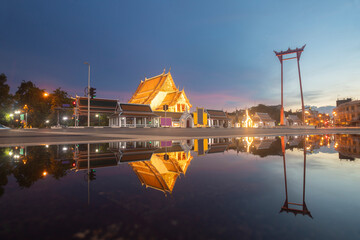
left=187, top=90, right=255, bottom=111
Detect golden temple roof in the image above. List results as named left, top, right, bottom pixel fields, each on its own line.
left=129, top=71, right=192, bottom=110
left=129, top=151, right=193, bottom=194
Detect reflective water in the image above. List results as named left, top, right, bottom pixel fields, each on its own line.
left=1, top=135, right=360, bottom=239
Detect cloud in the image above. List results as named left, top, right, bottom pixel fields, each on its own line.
left=187, top=90, right=256, bottom=110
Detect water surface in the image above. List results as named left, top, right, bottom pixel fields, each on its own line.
left=1, top=134, right=360, bottom=239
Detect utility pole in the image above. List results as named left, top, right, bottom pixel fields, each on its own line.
left=84, top=62, right=90, bottom=127
left=87, top=143, right=90, bottom=205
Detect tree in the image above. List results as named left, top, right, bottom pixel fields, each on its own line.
left=0, top=73, right=13, bottom=126
left=48, top=88, right=73, bottom=126
left=15, top=81, right=51, bottom=128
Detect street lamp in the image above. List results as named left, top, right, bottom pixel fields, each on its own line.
left=23, top=105, right=29, bottom=128
left=43, top=92, right=49, bottom=97
left=63, top=116, right=68, bottom=121
left=95, top=114, right=100, bottom=126
left=84, top=62, right=90, bottom=127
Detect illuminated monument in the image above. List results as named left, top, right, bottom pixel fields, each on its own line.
left=274, top=45, right=306, bottom=125
left=129, top=69, right=192, bottom=112
left=280, top=136, right=312, bottom=218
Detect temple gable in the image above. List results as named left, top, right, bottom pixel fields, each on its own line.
left=129, top=70, right=192, bottom=112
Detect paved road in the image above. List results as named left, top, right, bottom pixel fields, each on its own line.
left=0, top=127, right=359, bottom=146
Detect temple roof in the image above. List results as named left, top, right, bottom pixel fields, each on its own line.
left=129, top=71, right=192, bottom=110
left=118, top=103, right=159, bottom=118
left=129, top=150, right=193, bottom=194
left=129, top=72, right=177, bottom=104
left=274, top=44, right=306, bottom=56
left=254, top=112, right=275, bottom=122
left=287, top=114, right=301, bottom=121
left=206, top=109, right=229, bottom=120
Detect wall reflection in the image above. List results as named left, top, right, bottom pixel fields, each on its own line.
left=334, top=134, right=360, bottom=160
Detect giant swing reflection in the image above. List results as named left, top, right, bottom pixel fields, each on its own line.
left=280, top=136, right=312, bottom=218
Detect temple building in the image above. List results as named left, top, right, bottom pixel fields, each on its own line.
left=193, top=108, right=230, bottom=128
left=109, top=103, right=159, bottom=128
left=206, top=109, right=230, bottom=127
left=129, top=69, right=192, bottom=112
left=252, top=112, right=276, bottom=128
left=286, top=114, right=302, bottom=126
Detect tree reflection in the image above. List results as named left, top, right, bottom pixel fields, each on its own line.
left=0, top=148, right=12, bottom=197
left=0, top=145, right=75, bottom=194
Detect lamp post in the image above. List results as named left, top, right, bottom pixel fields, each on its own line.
left=23, top=104, right=29, bottom=128
left=62, top=116, right=68, bottom=127
left=95, top=114, right=100, bottom=126
left=84, top=62, right=90, bottom=127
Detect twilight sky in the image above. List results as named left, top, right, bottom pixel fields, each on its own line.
left=1, top=0, right=360, bottom=111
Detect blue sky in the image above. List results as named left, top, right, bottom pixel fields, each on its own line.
left=1, top=0, right=360, bottom=110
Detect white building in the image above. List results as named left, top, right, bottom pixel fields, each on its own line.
left=109, top=103, right=159, bottom=128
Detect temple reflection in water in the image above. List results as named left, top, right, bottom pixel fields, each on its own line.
left=1, top=134, right=360, bottom=199
left=112, top=140, right=193, bottom=195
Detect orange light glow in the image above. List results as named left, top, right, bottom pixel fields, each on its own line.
left=43, top=92, right=49, bottom=97
left=43, top=171, right=48, bottom=176
left=244, top=109, right=253, bottom=128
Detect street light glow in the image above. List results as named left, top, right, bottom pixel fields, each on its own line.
left=63, top=116, right=68, bottom=120
left=14, top=110, right=21, bottom=114
left=45, top=120, right=50, bottom=123
left=95, top=114, right=99, bottom=117
left=43, top=92, right=49, bottom=97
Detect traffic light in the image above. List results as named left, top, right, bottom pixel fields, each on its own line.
left=88, top=169, right=96, bottom=181
left=72, top=100, right=76, bottom=107
left=89, top=87, right=96, bottom=99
